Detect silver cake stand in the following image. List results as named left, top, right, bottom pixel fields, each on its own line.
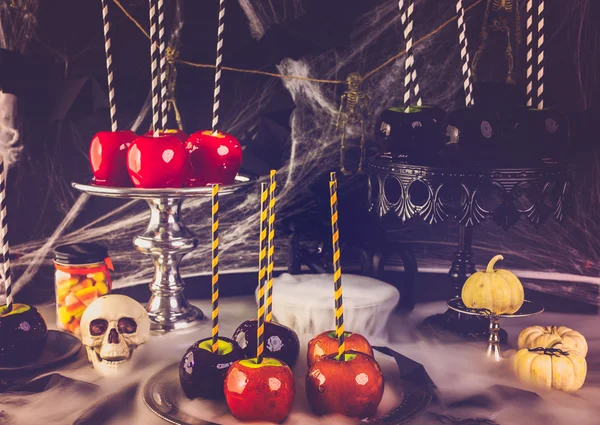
left=447, top=298, right=544, bottom=361
left=73, top=181, right=253, bottom=333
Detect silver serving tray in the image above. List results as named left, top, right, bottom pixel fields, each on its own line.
left=143, top=359, right=432, bottom=425
left=0, top=330, right=82, bottom=377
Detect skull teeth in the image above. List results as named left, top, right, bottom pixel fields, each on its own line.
left=95, top=350, right=131, bottom=364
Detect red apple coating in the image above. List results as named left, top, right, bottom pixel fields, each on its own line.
left=305, top=351, right=384, bottom=419
left=179, top=337, right=244, bottom=400
left=89, top=130, right=137, bottom=186
left=307, top=331, right=374, bottom=366
left=184, top=130, right=242, bottom=187
left=126, top=134, right=187, bottom=188
left=144, top=129, right=188, bottom=142
left=224, top=358, right=295, bottom=423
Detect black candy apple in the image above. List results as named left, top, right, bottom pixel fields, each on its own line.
left=233, top=320, right=300, bottom=367
left=0, top=303, right=48, bottom=367
left=179, top=336, right=244, bottom=400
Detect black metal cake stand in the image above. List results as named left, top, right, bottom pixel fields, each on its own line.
left=368, top=157, right=572, bottom=340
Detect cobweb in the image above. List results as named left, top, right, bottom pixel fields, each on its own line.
left=4, top=0, right=600, bottom=306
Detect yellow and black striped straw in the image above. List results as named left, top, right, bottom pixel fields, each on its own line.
left=211, top=184, right=219, bottom=353
left=265, top=170, right=276, bottom=322
left=256, top=182, right=269, bottom=363
left=329, top=172, right=345, bottom=360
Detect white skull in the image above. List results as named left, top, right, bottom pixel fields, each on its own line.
left=80, top=294, right=150, bottom=377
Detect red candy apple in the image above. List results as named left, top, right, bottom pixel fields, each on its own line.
left=307, top=330, right=374, bottom=366
left=89, top=130, right=137, bottom=186
left=224, top=357, right=295, bottom=423
left=184, top=130, right=242, bottom=187
left=144, top=128, right=188, bottom=142
left=306, top=351, right=384, bottom=418
left=126, top=134, right=187, bottom=188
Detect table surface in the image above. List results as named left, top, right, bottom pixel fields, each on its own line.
left=5, top=297, right=599, bottom=425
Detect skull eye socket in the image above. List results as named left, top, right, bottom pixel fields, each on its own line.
left=90, top=319, right=108, bottom=336
left=118, top=317, right=137, bottom=334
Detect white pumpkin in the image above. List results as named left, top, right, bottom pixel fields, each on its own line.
left=518, top=326, right=588, bottom=357
left=513, top=341, right=587, bottom=392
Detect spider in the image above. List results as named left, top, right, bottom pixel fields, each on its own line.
left=335, top=73, right=371, bottom=175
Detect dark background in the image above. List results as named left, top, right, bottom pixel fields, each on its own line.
left=1, top=0, right=599, bottom=307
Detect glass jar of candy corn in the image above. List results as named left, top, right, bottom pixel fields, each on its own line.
left=54, top=243, right=113, bottom=336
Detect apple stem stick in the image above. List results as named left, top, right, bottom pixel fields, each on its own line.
left=256, top=182, right=269, bottom=364
left=101, top=0, right=118, bottom=131
left=212, top=0, right=226, bottom=134
left=211, top=184, right=219, bottom=353
left=265, top=170, right=276, bottom=322
left=536, top=0, right=545, bottom=109
left=148, top=0, right=160, bottom=136
left=157, top=0, right=168, bottom=130
left=456, top=0, right=474, bottom=107
left=329, top=172, right=345, bottom=360
left=399, top=0, right=422, bottom=108
left=0, top=158, right=13, bottom=312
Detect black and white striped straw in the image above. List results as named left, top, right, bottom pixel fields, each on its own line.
left=526, top=0, right=535, bottom=107
left=536, top=0, right=545, bottom=109
left=399, top=0, right=422, bottom=108
left=157, top=0, right=168, bottom=130
left=149, top=0, right=160, bottom=136
left=0, top=159, right=13, bottom=312
left=456, top=0, right=474, bottom=107
left=101, top=0, right=118, bottom=131
left=212, top=0, right=226, bottom=133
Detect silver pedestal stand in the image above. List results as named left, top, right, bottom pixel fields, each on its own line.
left=73, top=181, right=252, bottom=332
left=447, top=298, right=544, bottom=361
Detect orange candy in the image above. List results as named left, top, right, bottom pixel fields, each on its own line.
left=56, top=269, right=110, bottom=335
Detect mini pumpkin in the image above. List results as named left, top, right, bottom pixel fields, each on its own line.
left=461, top=255, right=524, bottom=315
left=513, top=340, right=587, bottom=392
left=518, top=326, right=588, bottom=357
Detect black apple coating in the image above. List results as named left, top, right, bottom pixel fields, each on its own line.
left=232, top=320, right=300, bottom=367
left=179, top=336, right=244, bottom=400
left=0, top=304, right=48, bottom=367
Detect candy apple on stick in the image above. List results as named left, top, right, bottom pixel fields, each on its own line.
left=88, top=0, right=138, bottom=187
left=89, top=130, right=138, bottom=186
left=307, top=330, right=373, bottom=366
left=224, top=183, right=295, bottom=423
left=126, top=133, right=187, bottom=188
left=305, top=172, right=384, bottom=419
left=179, top=185, right=244, bottom=399
left=185, top=130, right=242, bottom=187
left=232, top=171, right=300, bottom=367
left=0, top=303, right=48, bottom=367
left=0, top=192, right=48, bottom=367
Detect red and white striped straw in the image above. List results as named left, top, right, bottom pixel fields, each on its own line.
left=149, top=0, right=160, bottom=136
left=212, top=0, right=226, bottom=133
left=101, top=0, right=118, bottom=131
left=0, top=158, right=13, bottom=312
left=456, top=0, right=474, bottom=107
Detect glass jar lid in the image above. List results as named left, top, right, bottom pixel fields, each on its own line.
left=54, top=243, right=109, bottom=265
